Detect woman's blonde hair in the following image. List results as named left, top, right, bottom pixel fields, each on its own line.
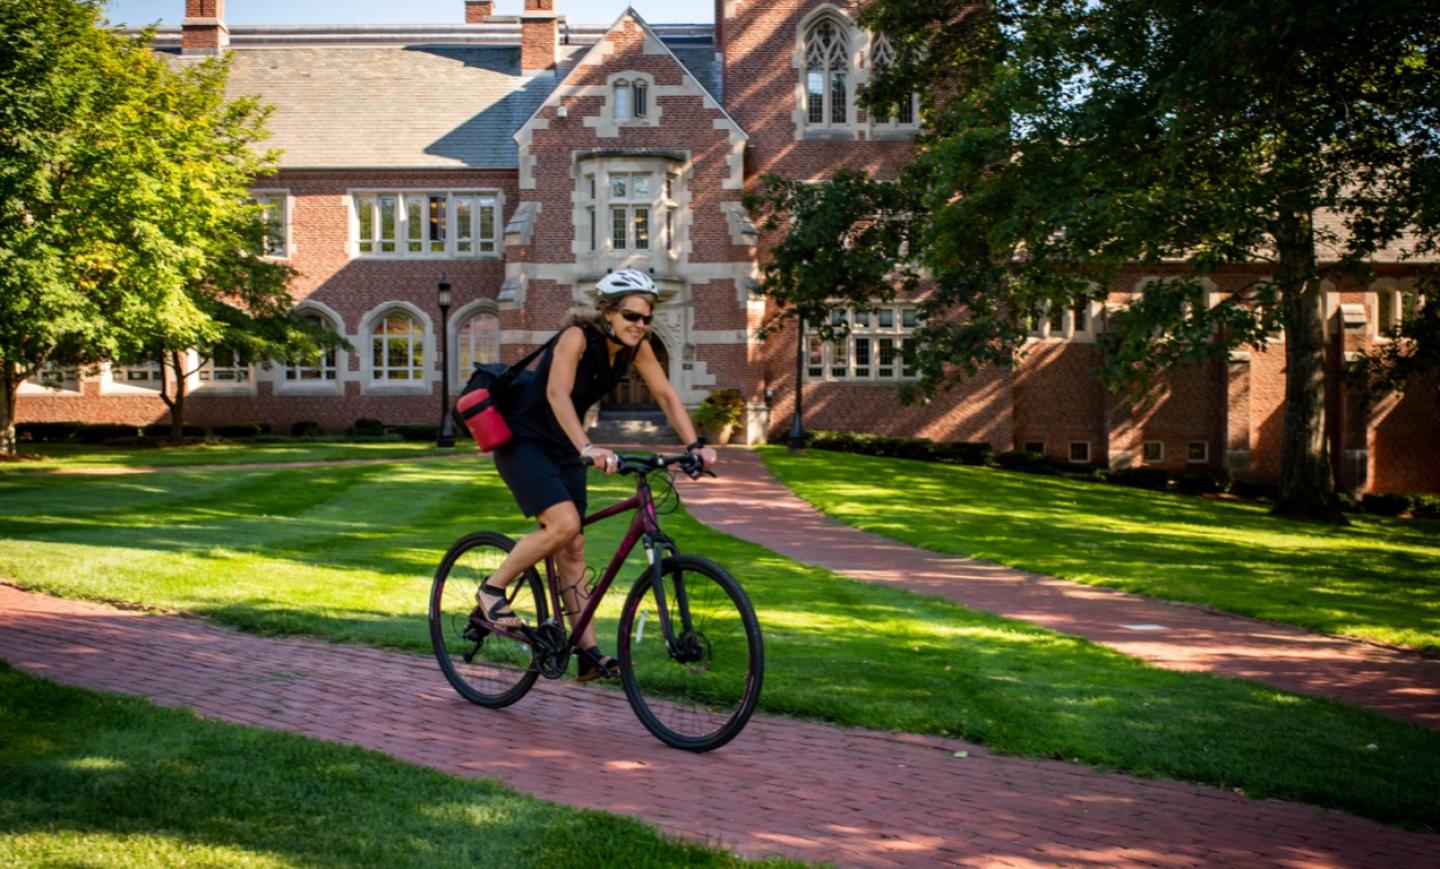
left=561, top=292, right=655, bottom=329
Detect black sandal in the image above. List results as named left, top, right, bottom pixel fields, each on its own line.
left=475, top=583, right=523, bottom=628
left=577, top=646, right=619, bottom=682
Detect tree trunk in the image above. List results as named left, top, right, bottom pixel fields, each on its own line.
left=163, top=351, right=188, bottom=443
left=1274, top=212, right=1344, bottom=522
left=1, top=361, right=18, bottom=456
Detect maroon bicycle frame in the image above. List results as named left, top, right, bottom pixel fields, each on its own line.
left=482, top=465, right=681, bottom=654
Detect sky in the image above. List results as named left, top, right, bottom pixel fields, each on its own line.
left=103, top=0, right=715, bottom=27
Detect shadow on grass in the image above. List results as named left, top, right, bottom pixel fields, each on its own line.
left=0, top=664, right=748, bottom=867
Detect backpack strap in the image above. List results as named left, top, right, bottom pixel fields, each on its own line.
left=478, top=331, right=562, bottom=384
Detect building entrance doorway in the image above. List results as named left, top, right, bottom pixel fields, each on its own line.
left=603, top=335, right=669, bottom=410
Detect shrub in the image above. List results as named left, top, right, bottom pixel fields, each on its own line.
left=1110, top=466, right=1172, bottom=491
left=693, top=388, right=746, bottom=432
left=1177, top=470, right=1229, bottom=495
left=76, top=423, right=140, bottom=444
left=394, top=424, right=438, bottom=441
left=212, top=422, right=272, bottom=439
left=994, top=450, right=1064, bottom=475
left=349, top=417, right=385, bottom=436
left=141, top=423, right=206, bottom=439
left=1336, top=493, right=1361, bottom=513
left=15, top=421, right=84, bottom=442
left=1410, top=494, right=1440, bottom=520
left=290, top=420, right=323, bottom=438
left=1361, top=492, right=1411, bottom=517
left=1231, top=478, right=1277, bottom=501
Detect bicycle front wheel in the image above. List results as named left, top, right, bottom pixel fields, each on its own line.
left=429, top=530, right=547, bottom=708
left=617, top=554, right=763, bottom=752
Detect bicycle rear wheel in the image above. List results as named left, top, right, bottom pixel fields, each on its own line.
left=429, top=531, right=547, bottom=708
left=617, top=554, right=763, bottom=752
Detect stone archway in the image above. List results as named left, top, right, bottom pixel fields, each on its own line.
left=602, top=334, right=670, bottom=410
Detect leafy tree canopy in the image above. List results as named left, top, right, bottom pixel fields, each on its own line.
left=751, top=0, right=1440, bottom=519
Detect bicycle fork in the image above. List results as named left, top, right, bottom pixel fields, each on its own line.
left=640, top=533, right=697, bottom=663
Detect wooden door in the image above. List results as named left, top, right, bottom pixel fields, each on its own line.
left=602, top=335, right=669, bottom=410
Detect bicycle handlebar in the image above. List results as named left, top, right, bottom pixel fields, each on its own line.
left=582, top=451, right=714, bottom=480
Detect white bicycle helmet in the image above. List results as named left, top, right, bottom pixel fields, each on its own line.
left=595, top=269, right=659, bottom=300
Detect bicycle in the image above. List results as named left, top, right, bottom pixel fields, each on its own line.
left=428, top=452, right=764, bottom=752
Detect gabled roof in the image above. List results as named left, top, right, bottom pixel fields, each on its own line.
left=516, top=7, right=745, bottom=147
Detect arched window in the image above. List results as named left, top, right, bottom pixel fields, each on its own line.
left=287, top=313, right=338, bottom=381
left=869, top=33, right=916, bottom=126
left=457, top=312, right=500, bottom=381
left=805, top=17, right=850, bottom=127
left=371, top=312, right=424, bottom=381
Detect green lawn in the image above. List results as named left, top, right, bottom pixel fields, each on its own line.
left=0, top=664, right=762, bottom=868
left=761, top=447, right=1440, bottom=652
left=1, top=452, right=1438, bottom=828
left=1, top=439, right=477, bottom=473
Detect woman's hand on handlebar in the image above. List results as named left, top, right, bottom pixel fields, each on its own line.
left=688, top=445, right=718, bottom=469
left=588, top=445, right=620, bottom=475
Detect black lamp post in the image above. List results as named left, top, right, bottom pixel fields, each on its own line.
left=787, top=311, right=806, bottom=453
left=436, top=276, right=456, bottom=448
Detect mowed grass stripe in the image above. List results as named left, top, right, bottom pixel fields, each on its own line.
left=1, top=458, right=1438, bottom=827
left=761, top=447, right=1440, bottom=652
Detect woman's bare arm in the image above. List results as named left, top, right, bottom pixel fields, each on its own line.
left=545, top=327, right=592, bottom=454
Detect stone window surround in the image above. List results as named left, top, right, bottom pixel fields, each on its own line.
left=18, top=362, right=82, bottom=396
left=1143, top=440, right=1164, bottom=464
left=1187, top=441, right=1209, bottom=464
left=251, top=188, right=291, bottom=260
left=572, top=151, right=690, bottom=273
left=348, top=188, right=504, bottom=260
left=791, top=6, right=920, bottom=142
left=804, top=303, right=921, bottom=383
left=361, top=302, right=434, bottom=394
left=277, top=302, right=346, bottom=395
left=196, top=347, right=256, bottom=393
left=1025, top=298, right=1103, bottom=344
left=1370, top=277, right=1422, bottom=341
left=1069, top=441, right=1091, bottom=463
left=448, top=299, right=503, bottom=389
left=609, top=71, right=658, bottom=127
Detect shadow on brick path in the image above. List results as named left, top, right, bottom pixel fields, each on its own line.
left=2, top=584, right=1436, bottom=868
left=679, top=449, right=1440, bottom=732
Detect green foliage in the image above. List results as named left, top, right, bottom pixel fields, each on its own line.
left=743, top=168, right=920, bottom=343
left=1350, top=286, right=1440, bottom=403
left=212, top=422, right=272, bottom=439
left=808, top=430, right=995, bottom=466
left=74, top=423, right=140, bottom=444
left=1109, top=467, right=1173, bottom=492
left=691, top=388, right=746, bottom=431
left=1362, top=492, right=1414, bottom=517
left=0, top=0, right=346, bottom=451
left=141, top=423, right=205, bottom=439
left=290, top=419, right=322, bottom=437
left=14, top=421, right=84, bottom=442
left=349, top=417, right=385, bottom=436
left=790, top=0, right=1440, bottom=517
left=1177, top=471, right=1230, bottom=495
left=393, top=424, right=439, bottom=442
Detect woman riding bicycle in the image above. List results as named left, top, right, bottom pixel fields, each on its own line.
left=479, top=269, right=719, bottom=681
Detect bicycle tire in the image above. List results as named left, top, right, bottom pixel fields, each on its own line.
left=617, top=554, right=763, bottom=752
left=429, top=530, right=547, bottom=708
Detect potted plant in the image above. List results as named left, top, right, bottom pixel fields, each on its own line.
left=691, top=388, right=746, bottom=445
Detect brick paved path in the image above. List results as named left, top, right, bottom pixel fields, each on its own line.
left=3, top=584, right=1436, bottom=868
left=680, top=449, right=1440, bottom=731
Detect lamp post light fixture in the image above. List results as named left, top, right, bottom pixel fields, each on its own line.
left=787, top=311, right=806, bottom=453
left=436, top=276, right=456, bottom=449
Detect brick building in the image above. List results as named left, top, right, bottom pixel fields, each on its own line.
left=15, top=0, right=1439, bottom=493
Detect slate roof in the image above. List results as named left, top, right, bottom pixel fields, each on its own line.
left=168, top=45, right=562, bottom=169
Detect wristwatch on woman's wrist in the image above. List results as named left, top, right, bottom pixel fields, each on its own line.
left=580, top=442, right=594, bottom=457
left=686, top=439, right=705, bottom=453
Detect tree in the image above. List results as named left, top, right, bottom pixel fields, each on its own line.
left=753, top=0, right=1440, bottom=520
left=0, top=0, right=339, bottom=451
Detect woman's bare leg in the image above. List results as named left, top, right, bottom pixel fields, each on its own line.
left=478, top=501, right=580, bottom=625
left=553, top=533, right=602, bottom=650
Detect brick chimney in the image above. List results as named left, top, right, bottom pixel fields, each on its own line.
left=181, top=0, right=228, bottom=55
left=522, top=0, right=558, bottom=72
left=465, top=0, right=494, bottom=24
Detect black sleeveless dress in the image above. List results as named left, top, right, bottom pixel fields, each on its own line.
left=492, top=323, right=632, bottom=519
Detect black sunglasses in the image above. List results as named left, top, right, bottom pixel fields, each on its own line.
left=619, top=310, right=654, bottom=325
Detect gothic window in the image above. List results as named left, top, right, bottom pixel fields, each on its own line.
left=457, top=312, right=500, bottom=381
left=805, top=18, right=850, bottom=127
left=286, top=313, right=338, bottom=382
left=869, top=34, right=917, bottom=127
